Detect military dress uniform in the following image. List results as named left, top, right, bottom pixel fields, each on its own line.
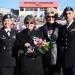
left=61, top=20, right=75, bottom=75
left=0, top=27, right=16, bottom=75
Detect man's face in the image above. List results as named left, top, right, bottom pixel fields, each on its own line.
left=3, top=19, right=12, bottom=28
left=65, top=10, right=74, bottom=22
left=46, top=13, right=55, bottom=23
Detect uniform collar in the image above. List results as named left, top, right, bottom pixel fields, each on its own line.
left=5, top=28, right=11, bottom=32
left=67, top=19, right=74, bottom=28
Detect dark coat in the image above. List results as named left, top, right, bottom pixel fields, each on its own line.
left=13, top=29, right=44, bottom=75
left=0, top=27, right=16, bottom=67
left=39, top=22, right=63, bottom=68
left=62, top=21, right=75, bottom=67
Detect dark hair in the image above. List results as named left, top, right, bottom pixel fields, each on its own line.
left=2, top=14, right=12, bottom=22
left=63, top=7, right=74, bottom=16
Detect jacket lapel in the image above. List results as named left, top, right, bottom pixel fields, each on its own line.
left=2, top=29, right=10, bottom=38
left=68, top=21, right=75, bottom=32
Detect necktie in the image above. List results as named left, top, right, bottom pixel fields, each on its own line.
left=7, top=30, right=10, bottom=36
left=66, top=23, right=69, bottom=28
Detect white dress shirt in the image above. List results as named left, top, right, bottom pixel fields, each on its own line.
left=67, top=19, right=74, bottom=29
left=5, top=28, right=11, bottom=36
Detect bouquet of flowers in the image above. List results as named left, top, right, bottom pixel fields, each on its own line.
left=32, top=36, right=52, bottom=54
left=18, top=36, right=53, bottom=57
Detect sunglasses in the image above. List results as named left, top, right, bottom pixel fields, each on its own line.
left=65, top=13, right=72, bottom=15
left=25, top=22, right=34, bottom=24
left=46, top=16, right=55, bottom=18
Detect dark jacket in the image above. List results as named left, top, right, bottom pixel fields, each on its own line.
left=40, top=22, right=63, bottom=68
left=13, top=29, right=44, bottom=75
left=0, top=27, right=16, bottom=67
left=61, top=21, right=75, bottom=67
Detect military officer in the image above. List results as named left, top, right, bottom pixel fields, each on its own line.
left=0, top=14, right=16, bottom=75
left=62, top=7, right=75, bottom=75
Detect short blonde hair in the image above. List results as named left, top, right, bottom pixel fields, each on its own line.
left=44, top=8, right=55, bottom=19
left=45, top=8, right=54, bottom=16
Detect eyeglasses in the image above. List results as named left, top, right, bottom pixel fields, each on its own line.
left=46, top=16, right=55, bottom=18
left=65, top=13, right=72, bottom=15
left=25, top=22, right=34, bottom=24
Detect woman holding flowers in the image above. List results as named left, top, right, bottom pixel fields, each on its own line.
left=39, top=9, right=63, bottom=75
left=13, top=15, right=44, bottom=75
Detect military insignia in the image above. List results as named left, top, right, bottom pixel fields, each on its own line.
left=1, top=35, right=6, bottom=39
left=12, top=35, right=16, bottom=39
left=71, top=28, right=75, bottom=32
left=3, top=46, right=6, bottom=50
left=7, top=15, right=10, bottom=18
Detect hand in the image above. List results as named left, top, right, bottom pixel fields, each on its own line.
left=26, top=46, right=34, bottom=53
left=24, top=43, right=31, bottom=48
left=24, top=43, right=34, bottom=53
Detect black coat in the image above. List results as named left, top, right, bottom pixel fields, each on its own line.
left=39, top=22, right=63, bottom=68
left=0, top=27, right=16, bottom=67
left=13, top=29, right=44, bottom=75
left=62, top=21, right=75, bottom=67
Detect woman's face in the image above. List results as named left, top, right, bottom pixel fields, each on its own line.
left=25, top=21, right=35, bottom=31
left=46, top=13, right=55, bottom=23
left=3, top=19, right=12, bottom=28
